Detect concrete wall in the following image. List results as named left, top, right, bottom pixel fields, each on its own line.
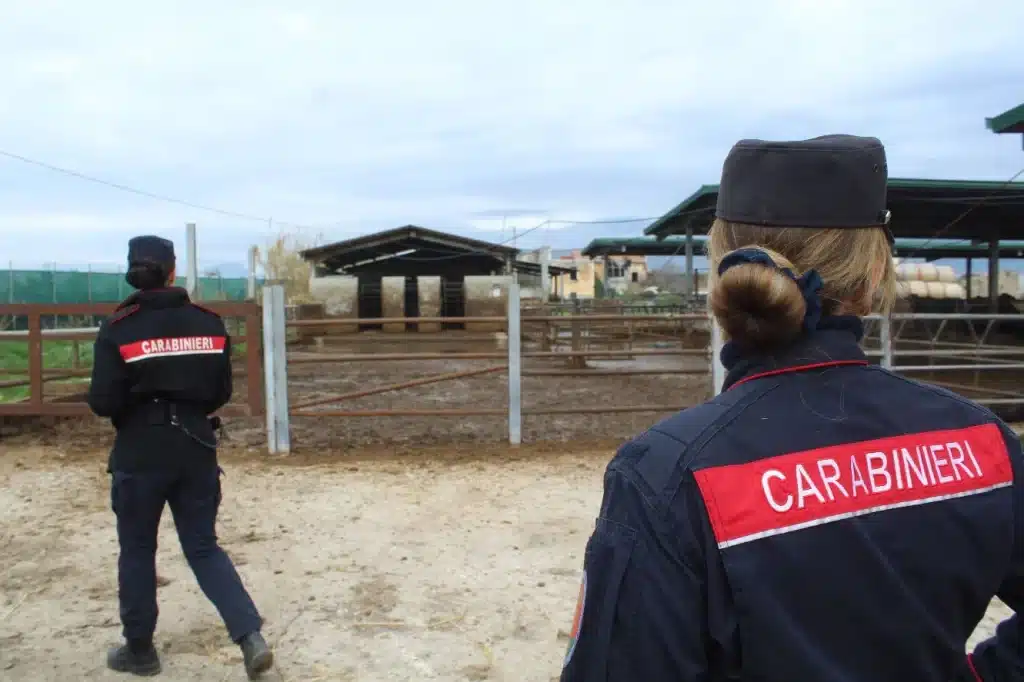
left=417, top=276, right=441, bottom=332
left=308, top=275, right=358, bottom=333
left=465, top=276, right=510, bottom=332
left=381, top=276, right=406, bottom=332
left=517, top=271, right=543, bottom=300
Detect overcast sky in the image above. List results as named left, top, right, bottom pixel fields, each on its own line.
left=0, top=0, right=1022, bottom=272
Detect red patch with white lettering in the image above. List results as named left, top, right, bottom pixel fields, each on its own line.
left=119, top=336, right=227, bottom=363
left=693, top=424, right=1012, bottom=549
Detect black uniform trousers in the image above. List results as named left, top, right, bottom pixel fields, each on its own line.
left=110, top=465, right=262, bottom=643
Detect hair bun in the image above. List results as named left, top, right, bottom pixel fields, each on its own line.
left=710, top=248, right=806, bottom=349
left=125, top=263, right=167, bottom=291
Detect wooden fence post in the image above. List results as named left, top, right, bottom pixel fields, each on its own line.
left=245, top=305, right=265, bottom=416
left=27, top=311, right=43, bottom=405
left=262, top=285, right=290, bottom=454
left=507, top=278, right=522, bottom=445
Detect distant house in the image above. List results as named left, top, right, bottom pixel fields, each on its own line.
left=551, top=250, right=649, bottom=299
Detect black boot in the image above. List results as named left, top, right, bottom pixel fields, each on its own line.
left=238, top=631, right=273, bottom=679
left=106, top=639, right=161, bottom=676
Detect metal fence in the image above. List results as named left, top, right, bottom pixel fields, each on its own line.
left=260, top=281, right=708, bottom=453
left=263, top=300, right=1024, bottom=452
left=863, top=312, right=1024, bottom=408
left=4, top=292, right=1023, bottom=450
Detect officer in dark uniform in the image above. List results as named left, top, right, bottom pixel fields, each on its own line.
left=88, top=236, right=273, bottom=679
left=560, top=135, right=1024, bottom=681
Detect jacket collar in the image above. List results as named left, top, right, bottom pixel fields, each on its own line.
left=721, top=315, right=868, bottom=391
left=117, top=287, right=191, bottom=311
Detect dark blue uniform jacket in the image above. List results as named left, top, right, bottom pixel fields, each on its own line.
left=87, top=287, right=233, bottom=473
left=561, top=316, right=1024, bottom=682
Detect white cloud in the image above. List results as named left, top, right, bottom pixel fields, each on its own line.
left=0, top=0, right=1021, bottom=268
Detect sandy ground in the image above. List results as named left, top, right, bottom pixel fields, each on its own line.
left=0, top=443, right=607, bottom=682
left=0, top=441, right=1014, bottom=682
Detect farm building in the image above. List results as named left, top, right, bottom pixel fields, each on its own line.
left=987, top=102, right=1024, bottom=147
left=298, top=225, right=575, bottom=330
left=642, top=178, right=1024, bottom=312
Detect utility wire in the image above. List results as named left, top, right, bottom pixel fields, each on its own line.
left=0, top=147, right=663, bottom=248
left=0, top=148, right=319, bottom=229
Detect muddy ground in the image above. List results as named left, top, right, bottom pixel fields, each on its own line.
left=0, top=440, right=1013, bottom=682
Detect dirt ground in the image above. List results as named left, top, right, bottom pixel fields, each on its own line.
left=0, top=439, right=1014, bottom=682
left=0, top=329, right=1017, bottom=680
left=0, top=441, right=611, bottom=682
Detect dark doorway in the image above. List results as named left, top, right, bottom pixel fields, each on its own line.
left=357, top=276, right=383, bottom=331
left=441, top=276, right=466, bottom=330
left=404, top=276, right=420, bottom=331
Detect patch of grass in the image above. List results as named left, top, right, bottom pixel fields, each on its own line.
left=0, top=340, right=94, bottom=403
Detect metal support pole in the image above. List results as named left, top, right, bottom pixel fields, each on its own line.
left=711, top=320, right=726, bottom=395
left=507, top=278, right=522, bottom=445
left=185, top=222, right=199, bottom=299
left=988, top=238, right=1000, bottom=313
left=262, top=284, right=290, bottom=454
left=684, top=225, right=694, bottom=298
left=247, top=245, right=258, bottom=300
left=965, top=257, right=973, bottom=300
left=880, top=315, right=893, bottom=370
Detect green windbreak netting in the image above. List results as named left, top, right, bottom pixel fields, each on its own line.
left=0, top=269, right=254, bottom=303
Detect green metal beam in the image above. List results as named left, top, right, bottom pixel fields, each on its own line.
left=986, top=103, right=1024, bottom=134
left=582, top=236, right=1024, bottom=261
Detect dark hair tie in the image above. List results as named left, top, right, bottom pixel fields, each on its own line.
left=718, top=248, right=824, bottom=333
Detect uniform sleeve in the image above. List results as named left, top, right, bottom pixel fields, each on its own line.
left=206, top=325, right=233, bottom=414
left=86, top=324, right=130, bottom=420
left=560, top=460, right=709, bottom=681
left=970, top=424, right=1024, bottom=681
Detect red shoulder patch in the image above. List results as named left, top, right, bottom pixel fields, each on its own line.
left=191, top=303, right=222, bottom=319
left=692, top=423, right=1011, bottom=549
left=109, top=304, right=140, bottom=325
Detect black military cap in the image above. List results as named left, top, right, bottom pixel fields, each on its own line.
left=715, top=134, right=891, bottom=237
left=127, top=235, right=176, bottom=269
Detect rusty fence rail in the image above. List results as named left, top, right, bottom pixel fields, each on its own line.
left=261, top=281, right=710, bottom=452
left=0, top=302, right=265, bottom=417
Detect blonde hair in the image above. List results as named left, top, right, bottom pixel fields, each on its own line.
left=708, top=219, right=896, bottom=349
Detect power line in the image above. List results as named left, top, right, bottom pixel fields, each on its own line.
left=0, top=148, right=319, bottom=229
left=0, top=147, right=666, bottom=244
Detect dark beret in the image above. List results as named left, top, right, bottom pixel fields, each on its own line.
left=127, top=236, right=176, bottom=269
left=715, top=134, right=891, bottom=234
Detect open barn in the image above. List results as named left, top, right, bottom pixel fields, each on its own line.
left=298, top=225, right=575, bottom=331
left=635, top=177, right=1024, bottom=418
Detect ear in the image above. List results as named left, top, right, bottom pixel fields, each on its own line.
left=167, top=267, right=176, bottom=285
